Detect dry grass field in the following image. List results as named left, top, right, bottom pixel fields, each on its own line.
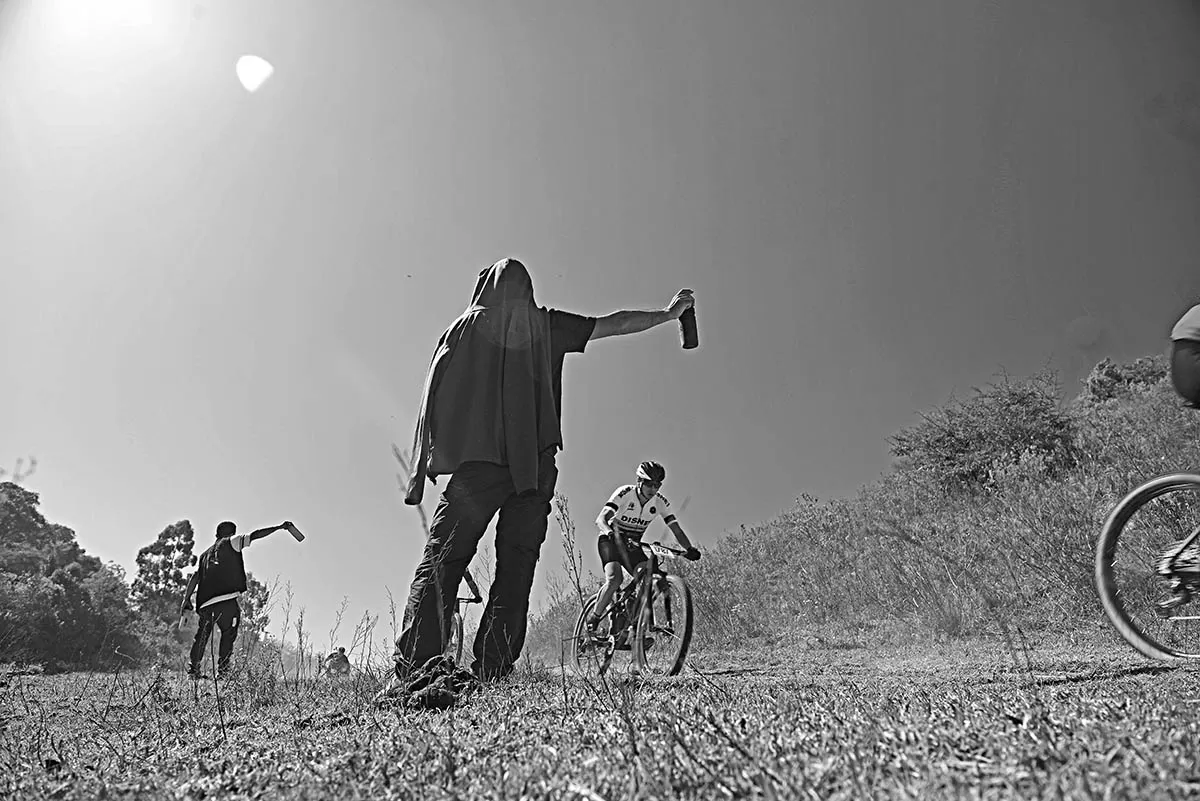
left=5, top=633, right=1200, bottom=800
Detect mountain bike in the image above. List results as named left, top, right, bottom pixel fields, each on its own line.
left=1096, top=472, right=1200, bottom=660
left=445, top=591, right=483, bottom=665
left=570, top=542, right=694, bottom=677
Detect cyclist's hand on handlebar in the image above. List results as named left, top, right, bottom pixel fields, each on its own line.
left=685, top=547, right=701, bottom=562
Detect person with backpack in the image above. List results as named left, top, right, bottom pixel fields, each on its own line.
left=180, top=520, right=291, bottom=678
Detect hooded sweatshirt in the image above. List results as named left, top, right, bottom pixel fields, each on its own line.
left=405, top=259, right=562, bottom=504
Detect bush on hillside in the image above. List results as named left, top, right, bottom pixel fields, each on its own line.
left=1077, top=354, right=1169, bottom=405
left=888, top=371, right=1078, bottom=493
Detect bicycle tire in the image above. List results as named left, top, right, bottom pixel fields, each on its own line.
left=445, top=612, right=464, bottom=665
left=1096, top=472, right=1200, bottom=660
left=570, top=596, right=617, bottom=677
left=633, top=574, right=693, bottom=676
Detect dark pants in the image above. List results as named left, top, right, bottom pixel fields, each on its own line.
left=394, top=452, right=558, bottom=680
left=1172, top=339, right=1200, bottom=407
left=189, top=599, right=241, bottom=676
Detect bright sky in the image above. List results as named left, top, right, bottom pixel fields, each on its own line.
left=3, top=0, right=1199, bottom=649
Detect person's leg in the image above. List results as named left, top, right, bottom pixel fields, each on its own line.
left=394, top=461, right=511, bottom=674
left=215, top=601, right=241, bottom=676
left=189, top=609, right=216, bottom=676
left=589, top=537, right=625, bottom=628
left=473, top=452, right=558, bottom=679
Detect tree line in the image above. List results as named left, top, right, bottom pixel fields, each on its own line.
left=0, top=483, right=268, bottom=672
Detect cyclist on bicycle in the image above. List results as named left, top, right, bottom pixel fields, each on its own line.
left=585, top=461, right=701, bottom=639
left=1153, top=303, right=1200, bottom=613
left=1171, top=302, right=1200, bottom=408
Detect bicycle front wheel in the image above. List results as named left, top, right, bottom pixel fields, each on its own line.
left=633, top=574, right=693, bottom=676
left=570, top=597, right=615, bottom=678
left=1096, top=473, right=1200, bottom=660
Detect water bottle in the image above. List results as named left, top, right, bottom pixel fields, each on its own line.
left=678, top=290, right=698, bottom=350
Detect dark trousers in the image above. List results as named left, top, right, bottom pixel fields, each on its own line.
left=394, top=452, right=558, bottom=680
left=1172, top=339, right=1200, bottom=407
left=189, top=599, right=241, bottom=675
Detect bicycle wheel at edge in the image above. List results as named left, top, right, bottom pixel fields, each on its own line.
left=570, top=596, right=614, bottom=677
left=633, top=574, right=693, bottom=676
left=1096, top=472, right=1200, bottom=660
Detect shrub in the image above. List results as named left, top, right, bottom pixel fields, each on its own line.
left=888, top=371, right=1078, bottom=493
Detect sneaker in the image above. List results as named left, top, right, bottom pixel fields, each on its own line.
left=585, top=616, right=606, bottom=643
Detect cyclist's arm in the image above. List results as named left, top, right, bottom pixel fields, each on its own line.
left=596, top=505, right=618, bottom=535
left=667, top=519, right=695, bottom=551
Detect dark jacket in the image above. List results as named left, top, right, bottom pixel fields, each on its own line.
left=405, top=258, right=561, bottom=504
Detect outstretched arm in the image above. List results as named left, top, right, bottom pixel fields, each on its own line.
left=247, top=521, right=292, bottom=543
left=590, top=289, right=694, bottom=341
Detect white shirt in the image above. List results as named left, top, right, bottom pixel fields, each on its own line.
left=597, top=484, right=677, bottom=542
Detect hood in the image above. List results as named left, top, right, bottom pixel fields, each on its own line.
left=469, top=258, right=536, bottom=310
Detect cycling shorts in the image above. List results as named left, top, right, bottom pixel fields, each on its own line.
left=598, top=532, right=647, bottom=569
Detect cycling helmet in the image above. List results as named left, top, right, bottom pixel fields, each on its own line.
left=636, top=461, right=666, bottom=484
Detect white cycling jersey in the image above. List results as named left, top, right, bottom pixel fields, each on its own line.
left=597, top=484, right=677, bottom=541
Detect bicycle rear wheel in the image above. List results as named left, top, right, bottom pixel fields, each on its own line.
left=633, top=574, right=693, bottom=676
left=571, top=597, right=615, bottom=678
left=1096, top=473, right=1200, bottom=660
left=444, top=612, right=465, bottom=665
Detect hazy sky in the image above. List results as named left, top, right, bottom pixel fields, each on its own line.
left=3, top=0, right=1199, bottom=649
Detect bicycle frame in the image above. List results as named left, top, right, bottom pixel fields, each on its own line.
left=601, top=542, right=682, bottom=642
left=572, top=540, right=693, bottom=677
left=1160, top=523, right=1200, bottom=576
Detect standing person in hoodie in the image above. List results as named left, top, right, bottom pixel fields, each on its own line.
left=386, top=258, right=695, bottom=685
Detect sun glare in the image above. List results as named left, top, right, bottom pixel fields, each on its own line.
left=47, top=0, right=158, bottom=39
left=23, top=0, right=188, bottom=61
